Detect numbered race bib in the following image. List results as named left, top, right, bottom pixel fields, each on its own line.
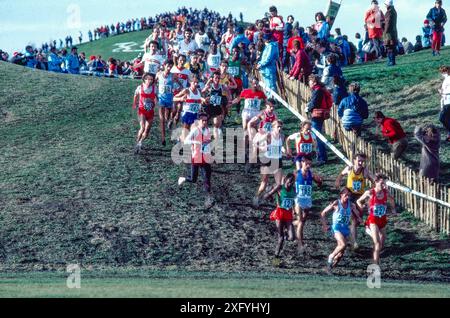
left=149, top=63, right=159, bottom=74
left=300, top=143, right=313, bottom=154
left=160, top=85, right=172, bottom=95
left=201, top=142, right=211, bottom=154
left=210, top=94, right=222, bottom=106
left=188, top=103, right=200, bottom=113
left=267, top=145, right=282, bottom=158
left=373, top=205, right=387, bottom=218
left=338, top=214, right=350, bottom=225
left=352, top=181, right=362, bottom=192
left=143, top=99, right=155, bottom=111
left=281, top=198, right=294, bottom=210
left=298, top=185, right=312, bottom=198
left=245, top=99, right=261, bottom=111
left=263, top=122, right=272, bottom=132
left=228, top=66, right=239, bottom=76
left=211, top=56, right=220, bottom=67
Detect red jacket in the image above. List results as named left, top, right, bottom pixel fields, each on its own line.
left=289, top=49, right=312, bottom=81
left=380, top=117, right=406, bottom=144
left=287, top=36, right=305, bottom=54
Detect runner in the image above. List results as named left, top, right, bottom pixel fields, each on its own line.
left=320, top=187, right=362, bottom=272
left=263, top=173, right=296, bottom=265
left=219, top=60, right=238, bottom=118
left=229, top=47, right=245, bottom=123
left=294, top=155, right=323, bottom=253
left=219, top=23, right=235, bottom=59
left=169, top=54, right=192, bottom=128
left=156, top=59, right=179, bottom=146
left=335, top=153, right=374, bottom=250
left=132, top=73, right=157, bottom=154
left=178, top=113, right=215, bottom=208
left=202, top=71, right=229, bottom=140
left=286, top=120, right=317, bottom=171
left=247, top=98, right=278, bottom=142
left=140, top=41, right=165, bottom=75
left=173, top=75, right=205, bottom=142
left=206, top=41, right=222, bottom=76
left=357, top=173, right=397, bottom=265
left=170, top=20, right=185, bottom=55
left=252, top=120, right=285, bottom=208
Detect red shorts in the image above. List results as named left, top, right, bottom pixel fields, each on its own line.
left=270, top=207, right=293, bottom=222
left=138, top=108, right=155, bottom=121
left=366, top=215, right=387, bottom=230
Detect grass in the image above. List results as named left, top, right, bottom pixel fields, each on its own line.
left=343, top=47, right=450, bottom=186
left=0, top=33, right=449, bottom=297
left=1, top=270, right=449, bottom=298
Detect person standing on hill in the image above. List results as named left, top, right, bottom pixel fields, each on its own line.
left=257, top=32, right=279, bottom=96
left=288, top=40, right=311, bottom=83
left=414, top=124, right=441, bottom=181
left=364, top=0, right=385, bottom=59
left=427, top=0, right=447, bottom=56
left=269, top=6, right=285, bottom=60
left=422, top=20, right=433, bottom=49
left=374, top=111, right=408, bottom=159
left=439, top=66, right=450, bottom=141
left=383, top=0, right=398, bottom=66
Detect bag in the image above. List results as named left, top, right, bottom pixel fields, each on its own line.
left=312, top=88, right=333, bottom=120
left=362, top=41, right=375, bottom=54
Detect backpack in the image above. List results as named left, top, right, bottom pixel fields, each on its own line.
left=312, top=88, right=333, bottom=120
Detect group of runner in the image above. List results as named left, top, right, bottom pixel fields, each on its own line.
left=130, top=8, right=398, bottom=272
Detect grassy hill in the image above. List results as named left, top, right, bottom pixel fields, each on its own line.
left=0, top=36, right=449, bottom=296
left=344, top=47, right=450, bottom=186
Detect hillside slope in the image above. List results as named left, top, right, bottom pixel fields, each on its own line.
left=0, top=62, right=449, bottom=282
left=344, top=47, right=450, bottom=185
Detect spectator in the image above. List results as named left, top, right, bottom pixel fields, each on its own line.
left=257, top=32, right=279, bottom=95
left=24, top=45, right=37, bottom=68
left=374, top=111, right=408, bottom=159
left=283, top=15, right=294, bottom=69
left=314, top=12, right=330, bottom=41
left=35, top=53, right=47, bottom=70
left=383, top=0, right=398, bottom=66
left=288, top=39, right=312, bottom=83
left=338, top=82, right=369, bottom=136
left=79, top=52, right=88, bottom=71
left=88, top=30, right=93, bottom=42
left=66, top=46, right=80, bottom=74
left=268, top=6, right=285, bottom=58
left=439, top=65, right=450, bottom=141
left=364, top=0, right=385, bottom=59
left=335, top=28, right=351, bottom=66
left=108, top=58, right=118, bottom=77
left=231, top=26, right=251, bottom=52
left=414, top=124, right=441, bottom=181
left=426, top=0, right=447, bottom=56
left=322, top=53, right=344, bottom=91
left=355, top=33, right=365, bottom=63
left=306, top=74, right=332, bottom=165
left=401, top=37, right=414, bottom=54
left=414, top=35, right=423, bottom=52
left=422, top=20, right=433, bottom=48
left=333, top=75, right=348, bottom=106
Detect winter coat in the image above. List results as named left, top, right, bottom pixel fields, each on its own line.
left=414, top=126, right=440, bottom=180
left=338, top=93, right=369, bottom=130
left=321, top=64, right=343, bottom=91
left=364, top=6, right=385, bottom=39
left=383, top=6, right=398, bottom=46
left=258, top=41, right=279, bottom=76
left=426, top=7, right=447, bottom=32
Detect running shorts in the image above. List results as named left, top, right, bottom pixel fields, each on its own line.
left=181, top=111, right=198, bottom=125
left=332, top=223, right=350, bottom=237
left=138, top=108, right=155, bottom=121
left=366, top=215, right=387, bottom=230
left=270, top=207, right=293, bottom=222
left=296, top=197, right=312, bottom=210
left=159, top=94, right=174, bottom=108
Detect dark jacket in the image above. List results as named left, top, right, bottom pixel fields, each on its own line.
left=414, top=126, right=440, bottom=180
left=383, top=6, right=398, bottom=46
left=307, top=84, right=325, bottom=112
left=338, top=93, right=368, bottom=129
left=427, top=7, right=447, bottom=32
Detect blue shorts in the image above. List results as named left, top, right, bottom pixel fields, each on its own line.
left=159, top=94, right=174, bottom=108
left=181, top=112, right=198, bottom=125
left=295, top=197, right=312, bottom=210
left=332, top=224, right=350, bottom=237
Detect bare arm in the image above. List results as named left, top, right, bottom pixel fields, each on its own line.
left=356, top=190, right=371, bottom=211
left=263, top=184, right=282, bottom=201
left=351, top=203, right=363, bottom=223
left=173, top=89, right=188, bottom=102
left=335, top=167, right=349, bottom=189
left=320, top=201, right=338, bottom=233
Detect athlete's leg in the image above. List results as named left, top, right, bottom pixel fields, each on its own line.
left=275, top=220, right=285, bottom=257
left=379, top=227, right=387, bottom=251
left=181, top=123, right=190, bottom=142
left=159, top=107, right=166, bottom=143
left=140, top=118, right=153, bottom=142
left=136, top=115, right=146, bottom=143
left=286, top=222, right=295, bottom=241
left=274, top=169, right=283, bottom=187
left=370, top=223, right=382, bottom=265
left=257, top=174, right=269, bottom=197
left=330, top=233, right=347, bottom=267
left=296, top=208, right=309, bottom=250
left=186, top=164, right=199, bottom=184
left=200, top=163, right=212, bottom=193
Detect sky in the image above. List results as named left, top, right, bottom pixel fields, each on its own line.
left=0, top=0, right=441, bottom=54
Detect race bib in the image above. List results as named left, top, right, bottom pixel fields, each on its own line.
left=228, top=66, right=239, bottom=76
left=267, top=145, right=282, bottom=158
left=297, top=185, right=312, bottom=198
left=245, top=99, right=261, bottom=111
left=352, top=181, right=362, bottom=192
left=300, top=143, right=313, bottom=154
left=373, top=205, right=387, bottom=217
left=143, top=99, right=155, bottom=111
left=210, top=94, right=222, bottom=106
left=188, top=103, right=200, bottom=113
left=281, top=198, right=294, bottom=210
left=160, top=85, right=172, bottom=94
left=210, top=56, right=220, bottom=67
left=149, top=63, right=159, bottom=74
left=337, top=214, right=350, bottom=225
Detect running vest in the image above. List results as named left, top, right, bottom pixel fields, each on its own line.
left=347, top=168, right=366, bottom=195
left=265, top=134, right=283, bottom=159
left=191, top=126, right=212, bottom=165
left=276, top=186, right=296, bottom=210
left=207, top=51, right=221, bottom=73
left=244, top=97, right=262, bottom=112
left=295, top=132, right=314, bottom=156
left=138, top=84, right=156, bottom=111
left=183, top=88, right=202, bottom=114
left=296, top=170, right=313, bottom=199
left=369, top=189, right=388, bottom=218
left=157, top=72, right=174, bottom=96
left=228, top=59, right=241, bottom=78
left=333, top=200, right=352, bottom=226
left=209, top=84, right=224, bottom=107
left=170, top=66, right=190, bottom=93
left=259, top=111, right=277, bottom=132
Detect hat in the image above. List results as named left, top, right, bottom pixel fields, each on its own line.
left=384, top=0, right=393, bottom=5
left=236, top=26, right=244, bottom=34
left=424, top=19, right=430, bottom=24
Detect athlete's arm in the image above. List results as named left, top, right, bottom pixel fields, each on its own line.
left=320, top=201, right=337, bottom=233
left=356, top=190, right=371, bottom=211
left=388, top=195, right=397, bottom=214
left=231, top=96, right=242, bottom=105
left=312, top=173, right=323, bottom=187
left=228, top=76, right=237, bottom=90
left=335, top=166, right=350, bottom=189
left=364, top=168, right=375, bottom=186
left=263, top=184, right=282, bottom=201
left=351, top=203, right=363, bottom=223
left=248, top=113, right=263, bottom=128
left=173, top=89, right=188, bottom=102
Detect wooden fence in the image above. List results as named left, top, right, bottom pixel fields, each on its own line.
left=281, top=73, right=450, bottom=235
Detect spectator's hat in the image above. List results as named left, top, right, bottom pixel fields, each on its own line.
left=424, top=19, right=430, bottom=25
left=384, top=0, right=393, bottom=6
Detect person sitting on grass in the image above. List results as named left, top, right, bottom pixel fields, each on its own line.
left=338, top=82, right=369, bottom=136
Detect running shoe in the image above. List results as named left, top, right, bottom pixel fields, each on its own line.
left=178, top=177, right=186, bottom=186
left=326, top=256, right=334, bottom=272
left=134, top=144, right=141, bottom=155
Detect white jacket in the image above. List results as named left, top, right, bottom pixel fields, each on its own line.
left=441, top=75, right=450, bottom=108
